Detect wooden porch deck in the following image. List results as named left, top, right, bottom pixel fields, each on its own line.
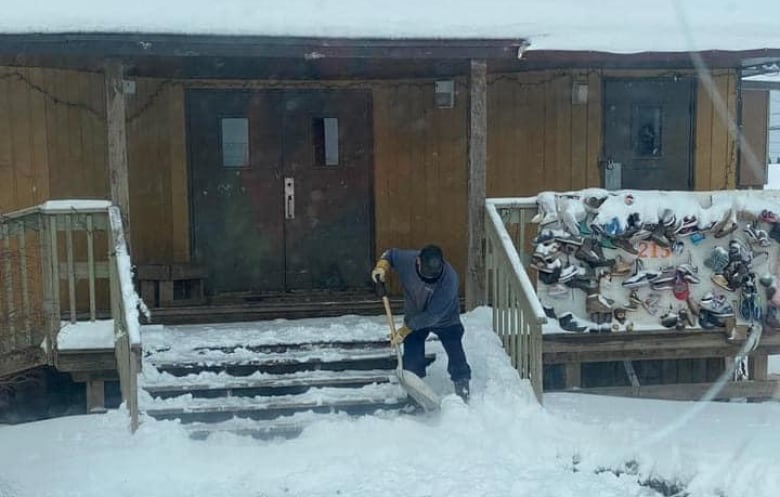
left=542, top=328, right=780, bottom=401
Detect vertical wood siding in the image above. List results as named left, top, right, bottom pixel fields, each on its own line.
left=372, top=80, right=468, bottom=277
left=694, top=70, right=739, bottom=190
left=126, top=80, right=189, bottom=264
left=0, top=66, right=742, bottom=286
left=487, top=71, right=602, bottom=197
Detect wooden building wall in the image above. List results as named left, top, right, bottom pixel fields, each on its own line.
left=126, top=80, right=189, bottom=265
left=0, top=66, right=107, bottom=213
left=694, top=69, right=740, bottom=190
left=0, top=65, right=743, bottom=286
left=372, top=80, right=468, bottom=277
left=487, top=68, right=740, bottom=198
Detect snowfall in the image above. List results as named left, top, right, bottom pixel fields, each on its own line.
left=1, top=308, right=779, bottom=497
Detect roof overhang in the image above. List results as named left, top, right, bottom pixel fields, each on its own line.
left=510, top=48, right=780, bottom=70
left=0, top=33, right=529, bottom=60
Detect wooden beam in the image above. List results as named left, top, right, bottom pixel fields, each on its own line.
left=0, top=34, right=527, bottom=60
left=571, top=380, right=780, bottom=401
left=749, top=354, right=769, bottom=381
left=104, top=60, right=131, bottom=246
left=466, top=59, right=487, bottom=310
left=55, top=350, right=117, bottom=372
left=564, top=362, right=581, bottom=389
left=86, top=380, right=106, bottom=413
left=543, top=329, right=780, bottom=365
left=0, top=347, right=47, bottom=378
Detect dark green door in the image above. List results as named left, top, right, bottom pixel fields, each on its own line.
left=603, top=78, right=695, bottom=190
left=187, top=90, right=373, bottom=295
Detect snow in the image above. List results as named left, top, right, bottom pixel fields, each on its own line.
left=141, top=315, right=392, bottom=353
left=108, top=206, right=144, bottom=347
left=39, top=199, right=111, bottom=212
left=56, top=319, right=114, bottom=350
left=1, top=308, right=779, bottom=497
left=2, top=1, right=780, bottom=54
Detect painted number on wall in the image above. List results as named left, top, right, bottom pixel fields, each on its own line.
left=637, top=241, right=672, bottom=259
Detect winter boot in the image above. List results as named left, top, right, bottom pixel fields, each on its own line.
left=454, top=380, right=470, bottom=402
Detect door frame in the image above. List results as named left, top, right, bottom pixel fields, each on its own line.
left=600, top=76, right=697, bottom=190
left=184, top=86, right=377, bottom=295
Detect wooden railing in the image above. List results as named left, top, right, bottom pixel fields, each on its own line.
left=0, top=207, right=57, bottom=376
left=0, top=201, right=142, bottom=431
left=484, top=198, right=547, bottom=403
left=108, top=206, right=142, bottom=432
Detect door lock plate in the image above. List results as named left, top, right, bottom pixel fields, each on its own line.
left=284, top=177, right=295, bottom=219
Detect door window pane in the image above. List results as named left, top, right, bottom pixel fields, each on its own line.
left=221, top=117, right=249, bottom=168
left=633, top=105, right=663, bottom=157
left=313, top=117, right=340, bottom=166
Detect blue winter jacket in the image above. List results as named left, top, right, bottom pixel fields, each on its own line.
left=381, top=248, right=461, bottom=330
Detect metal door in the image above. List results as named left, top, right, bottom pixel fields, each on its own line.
left=187, top=90, right=373, bottom=294
left=603, top=78, right=695, bottom=190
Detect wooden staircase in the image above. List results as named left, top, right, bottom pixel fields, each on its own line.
left=140, top=327, right=435, bottom=439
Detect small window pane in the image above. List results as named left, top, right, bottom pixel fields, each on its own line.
left=633, top=105, right=662, bottom=157
left=221, top=118, right=249, bottom=168
left=313, top=117, right=339, bottom=167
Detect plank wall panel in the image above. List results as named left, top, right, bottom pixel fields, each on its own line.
left=127, top=79, right=178, bottom=264
left=739, top=89, right=769, bottom=187
left=694, top=70, right=739, bottom=190
left=0, top=68, right=13, bottom=212
left=372, top=80, right=467, bottom=278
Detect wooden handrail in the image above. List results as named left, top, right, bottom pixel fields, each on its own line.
left=484, top=198, right=547, bottom=402
left=108, top=205, right=142, bottom=431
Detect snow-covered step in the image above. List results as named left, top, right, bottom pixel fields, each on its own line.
left=143, top=383, right=409, bottom=424
left=137, top=319, right=438, bottom=433
left=143, top=369, right=396, bottom=400
left=184, top=408, right=407, bottom=440
left=146, top=347, right=435, bottom=377
left=173, top=339, right=392, bottom=355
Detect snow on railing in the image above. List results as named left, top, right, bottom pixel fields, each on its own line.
left=485, top=198, right=547, bottom=403
left=108, top=206, right=145, bottom=432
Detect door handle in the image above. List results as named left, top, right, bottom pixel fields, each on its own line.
left=284, top=177, right=295, bottom=219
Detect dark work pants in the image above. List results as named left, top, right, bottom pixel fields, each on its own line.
left=402, top=323, right=471, bottom=383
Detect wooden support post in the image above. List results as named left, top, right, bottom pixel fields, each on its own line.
left=86, top=380, right=106, bottom=413
left=466, top=59, right=487, bottom=311
left=565, top=362, right=581, bottom=389
left=749, top=354, right=769, bottom=381
left=104, top=61, right=131, bottom=248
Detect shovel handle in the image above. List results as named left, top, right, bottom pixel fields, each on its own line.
left=381, top=295, right=396, bottom=334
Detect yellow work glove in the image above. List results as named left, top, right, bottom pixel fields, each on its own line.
left=390, top=325, right=412, bottom=347
left=371, top=259, right=390, bottom=283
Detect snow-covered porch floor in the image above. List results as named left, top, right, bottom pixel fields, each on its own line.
left=1, top=309, right=779, bottom=497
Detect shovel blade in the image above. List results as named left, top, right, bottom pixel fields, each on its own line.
left=396, top=366, right=441, bottom=411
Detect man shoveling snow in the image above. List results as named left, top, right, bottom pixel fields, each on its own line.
left=371, top=244, right=472, bottom=401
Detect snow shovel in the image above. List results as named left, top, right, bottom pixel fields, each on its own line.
left=378, top=285, right=440, bottom=411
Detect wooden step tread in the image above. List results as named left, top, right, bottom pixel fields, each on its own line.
left=147, top=339, right=395, bottom=357
left=143, top=370, right=394, bottom=394
left=147, top=346, right=402, bottom=367
left=145, top=394, right=409, bottom=417
left=147, top=349, right=435, bottom=374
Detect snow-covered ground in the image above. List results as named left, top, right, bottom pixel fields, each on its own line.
left=1, top=308, right=779, bottom=497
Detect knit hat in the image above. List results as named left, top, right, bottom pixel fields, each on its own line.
left=419, top=245, right=444, bottom=281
